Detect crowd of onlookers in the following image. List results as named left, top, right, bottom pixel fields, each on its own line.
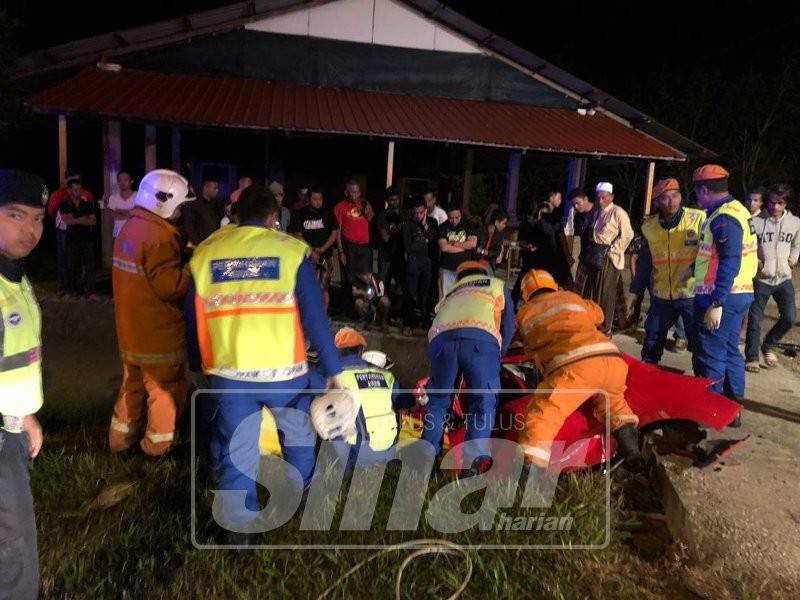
left=46, top=170, right=798, bottom=359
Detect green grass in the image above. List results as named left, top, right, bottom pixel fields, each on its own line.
left=29, top=393, right=783, bottom=599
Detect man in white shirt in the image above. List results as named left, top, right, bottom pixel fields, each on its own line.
left=574, top=182, right=634, bottom=331
left=424, top=189, right=448, bottom=226
left=106, top=171, right=136, bottom=239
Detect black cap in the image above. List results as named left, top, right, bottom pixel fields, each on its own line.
left=0, top=169, right=48, bottom=208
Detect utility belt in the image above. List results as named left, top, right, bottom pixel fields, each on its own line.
left=1, top=414, right=25, bottom=433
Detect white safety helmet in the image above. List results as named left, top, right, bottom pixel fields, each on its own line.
left=310, top=389, right=360, bottom=441
left=134, top=169, right=193, bottom=219
left=361, top=350, right=395, bottom=370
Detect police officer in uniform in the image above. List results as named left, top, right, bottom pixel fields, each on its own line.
left=692, top=165, right=757, bottom=427
left=0, top=169, right=47, bottom=599
left=424, top=261, right=515, bottom=474
left=628, top=178, right=706, bottom=364
left=313, top=328, right=414, bottom=476
left=185, top=184, right=343, bottom=543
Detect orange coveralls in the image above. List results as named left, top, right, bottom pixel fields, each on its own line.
left=516, top=290, right=639, bottom=467
left=109, top=207, right=190, bottom=456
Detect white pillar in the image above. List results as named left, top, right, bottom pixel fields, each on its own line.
left=566, top=157, right=587, bottom=194
left=643, top=161, right=656, bottom=216
left=58, top=115, right=68, bottom=185
left=145, top=125, right=157, bottom=172
left=102, top=120, right=122, bottom=267
left=385, top=140, right=395, bottom=189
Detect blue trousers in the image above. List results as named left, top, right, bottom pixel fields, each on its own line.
left=642, top=297, right=696, bottom=364
left=210, top=374, right=316, bottom=525
left=423, top=338, right=500, bottom=464
left=744, top=279, right=797, bottom=362
left=693, top=293, right=753, bottom=399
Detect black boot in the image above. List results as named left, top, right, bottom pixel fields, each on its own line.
left=613, top=424, right=645, bottom=473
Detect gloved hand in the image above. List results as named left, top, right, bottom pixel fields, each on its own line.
left=703, top=304, right=723, bottom=330
left=326, top=374, right=346, bottom=390
left=413, top=385, right=429, bottom=407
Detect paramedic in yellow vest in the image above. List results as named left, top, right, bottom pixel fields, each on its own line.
left=185, top=184, right=343, bottom=543
left=423, top=261, right=515, bottom=475
left=0, top=169, right=48, bottom=599
left=692, top=165, right=757, bottom=426
left=628, top=178, right=706, bottom=364
left=312, top=328, right=414, bottom=476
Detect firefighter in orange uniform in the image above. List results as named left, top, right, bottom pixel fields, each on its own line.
left=108, top=169, right=193, bottom=456
left=516, top=269, right=643, bottom=471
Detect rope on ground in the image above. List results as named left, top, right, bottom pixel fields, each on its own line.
left=316, top=538, right=473, bottom=600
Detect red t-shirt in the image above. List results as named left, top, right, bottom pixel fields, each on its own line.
left=334, top=199, right=372, bottom=244
left=48, top=187, right=95, bottom=219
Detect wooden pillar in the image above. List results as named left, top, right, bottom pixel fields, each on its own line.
left=102, top=120, right=121, bottom=267
left=505, top=150, right=522, bottom=225
left=144, top=125, right=157, bottom=172
left=58, top=115, right=68, bottom=185
left=385, top=140, right=395, bottom=188
left=171, top=127, right=182, bottom=172
left=461, top=147, right=474, bottom=214
left=643, top=161, right=656, bottom=216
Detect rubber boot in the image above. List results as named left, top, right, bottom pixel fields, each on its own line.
left=724, top=394, right=743, bottom=428
left=613, top=424, right=645, bottom=473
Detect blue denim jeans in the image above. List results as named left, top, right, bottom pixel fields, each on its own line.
left=744, top=279, right=797, bottom=362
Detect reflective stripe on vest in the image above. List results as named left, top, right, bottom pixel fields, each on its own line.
left=521, top=303, right=587, bottom=335
left=694, top=199, right=758, bottom=296
left=544, top=341, right=620, bottom=374
left=641, top=207, right=705, bottom=300
left=0, top=275, right=43, bottom=417
left=190, top=226, right=310, bottom=382
left=341, top=366, right=397, bottom=451
left=429, top=274, right=506, bottom=344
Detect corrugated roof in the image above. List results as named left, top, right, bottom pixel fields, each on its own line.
left=27, top=68, right=685, bottom=160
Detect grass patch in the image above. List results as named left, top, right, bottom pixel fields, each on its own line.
left=29, top=394, right=787, bottom=599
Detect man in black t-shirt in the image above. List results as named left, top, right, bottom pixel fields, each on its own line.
left=436, top=206, right=477, bottom=296
left=58, top=181, right=98, bottom=299
left=288, top=186, right=339, bottom=309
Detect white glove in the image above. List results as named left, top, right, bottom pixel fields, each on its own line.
left=310, top=389, right=360, bottom=440
left=414, top=385, right=429, bottom=407
left=703, top=305, right=723, bottom=330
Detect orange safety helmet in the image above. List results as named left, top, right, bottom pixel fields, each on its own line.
left=334, top=327, right=367, bottom=350
left=520, top=269, right=558, bottom=302
left=456, top=260, right=488, bottom=275
left=692, top=164, right=730, bottom=182
left=652, top=177, right=680, bottom=200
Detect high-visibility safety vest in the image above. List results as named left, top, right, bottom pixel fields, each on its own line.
left=190, top=225, right=310, bottom=382
left=341, top=365, right=397, bottom=451
left=694, top=199, right=758, bottom=296
left=0, top=274, right=43, bottom=418
left=641, top=207, right=705, bottom=300
left=429, top=273, right=506, bottom=345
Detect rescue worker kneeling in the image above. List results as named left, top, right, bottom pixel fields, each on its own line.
left=516, top=269, right=643, bottom=472
left=424, top=261, right=515, bottom=474
left=309, top=328, right=414, bottom=476
left=108, top=170, right=192, bottom=456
